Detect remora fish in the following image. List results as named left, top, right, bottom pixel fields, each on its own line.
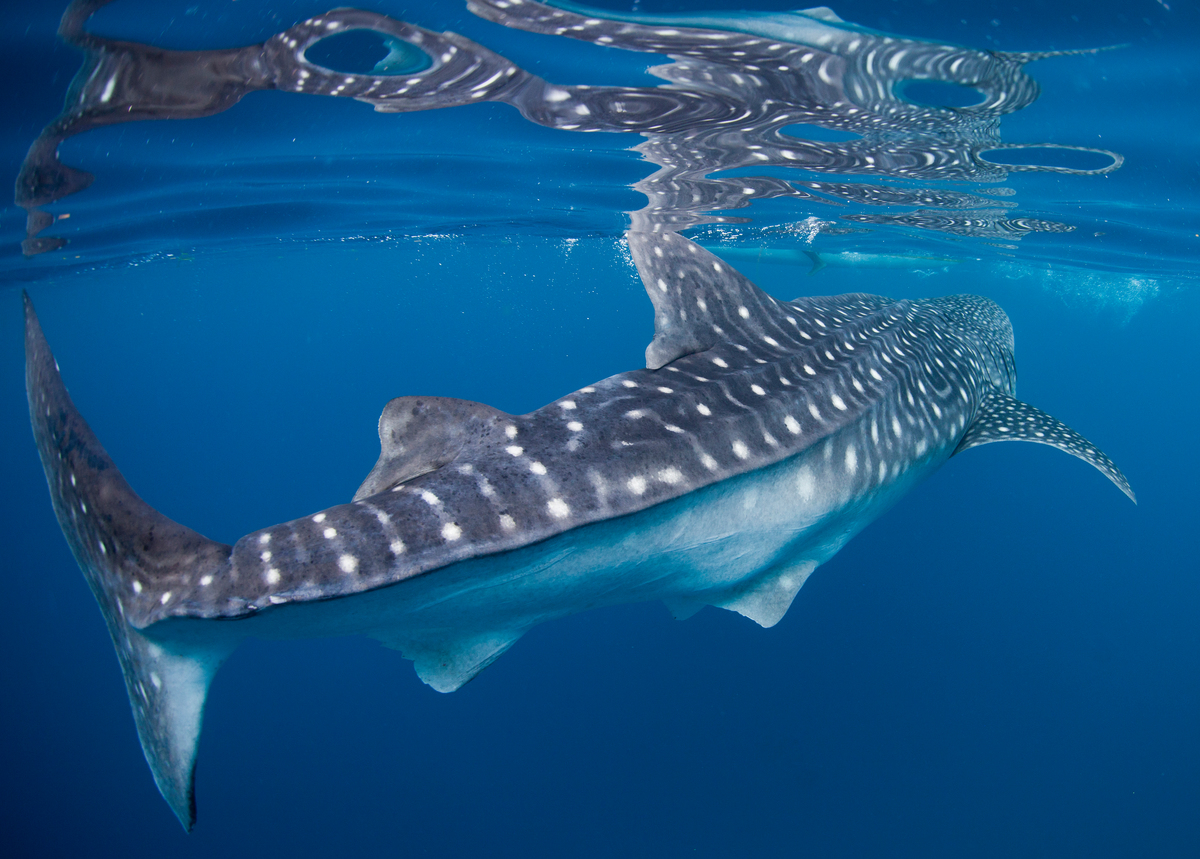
left=24, top=231, right=1132, bottom=829
left=703, top=245, right=962, bottom=275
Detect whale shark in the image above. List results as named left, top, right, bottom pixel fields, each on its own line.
left=25, top=230, right=1132, bottom=830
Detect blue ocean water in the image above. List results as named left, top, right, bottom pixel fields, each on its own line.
left=1, top=0, right=1197, bottom=856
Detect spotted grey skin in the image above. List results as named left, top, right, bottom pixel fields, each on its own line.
left=20, top=0, right=1121, bottom=252
left=26, top=228, right=1132, bottom=828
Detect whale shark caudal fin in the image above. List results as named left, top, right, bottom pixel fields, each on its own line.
left=23, top=293, right=237, bottom=830
left=954, top=387, right=1136, bottom=503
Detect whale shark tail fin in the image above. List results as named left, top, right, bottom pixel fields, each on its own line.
left=23, top=293, right=237, bottom=830
left=803, top=250, right=826, bottom=274
left=955, top=387, right=1135, bottom=503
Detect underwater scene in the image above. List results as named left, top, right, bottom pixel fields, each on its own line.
left=1, top=0, right=1197, bottom=855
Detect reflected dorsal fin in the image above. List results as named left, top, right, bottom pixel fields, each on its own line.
left=955, top=389, right=1135, bottom=502
left=354, top=396, right=510, bottom=501
left=626, top=230, right=784, bottom=369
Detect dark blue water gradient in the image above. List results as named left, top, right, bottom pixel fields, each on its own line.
left=1, top=1, right=1198, bottom=856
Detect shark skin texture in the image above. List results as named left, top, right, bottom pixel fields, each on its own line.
left=25, top=229, right=1133, bottom=830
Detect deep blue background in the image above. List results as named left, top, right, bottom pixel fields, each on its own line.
left=1, top=1, right=1197, bottom=856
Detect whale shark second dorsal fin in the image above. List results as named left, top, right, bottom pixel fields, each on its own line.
left=626, top=230, right=785, bottom=369
left=955, top=388, right=1135, bottom=502
left=798, top=6, right=845, bottom=23
left=354, top=396, right=511, bottom=501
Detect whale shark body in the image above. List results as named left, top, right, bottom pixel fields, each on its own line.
left=25, top=230, right=1132, bottom=829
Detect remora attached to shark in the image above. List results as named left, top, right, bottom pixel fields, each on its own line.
left=26, top=230, right=1132, bottom=829
left=702, top=245, right=964, bottom=275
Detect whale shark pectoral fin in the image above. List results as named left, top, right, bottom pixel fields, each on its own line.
left=955, top=390, right=1136, bottom=503
left=716, top=559, right=818, bottom=628
left=376, top=630, right=524, bottom=693
left=354, top=396, right=510, bottom=501
left=625, top=230, right=783, bottom=369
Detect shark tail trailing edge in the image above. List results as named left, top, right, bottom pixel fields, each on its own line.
left=955, top=387, right=1136, bottom=503
left=23, top=292, right=237, bottom=830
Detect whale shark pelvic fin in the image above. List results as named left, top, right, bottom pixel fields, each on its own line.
left=664, top=559, right=818, bottom=627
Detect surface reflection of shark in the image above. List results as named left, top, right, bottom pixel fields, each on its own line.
left=18, top=0, right=1120, bottom=253
left=703, top=245, right=963, bottom=275
left=26, top=230, right=1132, bottom=830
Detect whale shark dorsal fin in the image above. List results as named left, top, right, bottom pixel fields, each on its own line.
left=626, top=230, right=784, bottom=369
left=798, top=7, right=845, bottom=23
left=955, top=389, right=1135, bottom=502
left=354, top=396, right=511, bottom=501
